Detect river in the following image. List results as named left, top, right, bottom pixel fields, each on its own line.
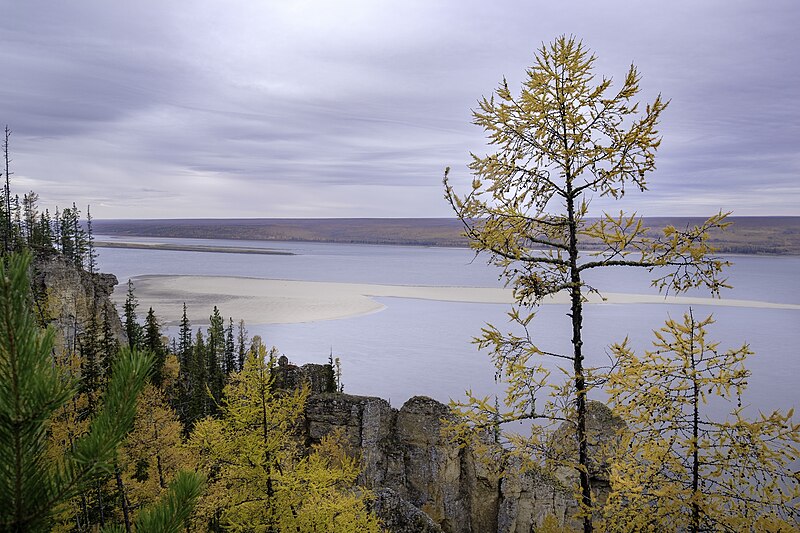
left=95, top=235, right=800, bottom=417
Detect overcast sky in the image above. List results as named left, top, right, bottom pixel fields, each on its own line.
left=1, top=1, right=798, bottom=219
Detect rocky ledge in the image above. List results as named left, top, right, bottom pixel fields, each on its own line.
left=303, top=392, right=622, bottom=533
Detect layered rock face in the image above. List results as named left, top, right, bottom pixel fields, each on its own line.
left=305, top=393, right=583, bottom=533
left=32, top=256, right=125, bottom=354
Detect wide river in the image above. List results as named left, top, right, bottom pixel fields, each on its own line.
left=96, top=235, right=799, bottom=418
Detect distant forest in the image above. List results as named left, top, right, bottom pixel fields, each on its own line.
left=92, top=217, right=800, bottom=255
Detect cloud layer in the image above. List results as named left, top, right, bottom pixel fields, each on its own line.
left=1, top=0, right=798, bottom=218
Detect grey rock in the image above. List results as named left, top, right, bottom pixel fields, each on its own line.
left=550, top=400, right=627, bottom=506
left=274, top=359, right=336, bottom=394
left=32, top=256, right=125, bottom=353
left=371, top=488, right=444, bottom=533
left=304, top=393, right=587, bottom=533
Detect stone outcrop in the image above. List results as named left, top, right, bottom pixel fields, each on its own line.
left=273, top=355, right=335, bottom=394
left=370, top=488, right=444, bottom=533
left=304, top=393, right=583, bottom=533
left=31, top=255, right=124, bottom=354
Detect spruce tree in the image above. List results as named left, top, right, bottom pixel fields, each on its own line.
left=206, top=307, right=225, bottom=412
left=59, top=206, right=76, bottom=262
left=100, top=304, right=120, bottom=378
left=21, top=191, right=38, bottom=244
left=123, top=279, right=142, bottom=350
left=191, top=329, right=208, bottom=423
left=2, top=125, right=12, bottom=254
left=224, top=317, right=235, bottom=376
left=236, top=319, right=248, bottom=372
left=177, top=303, right=192, bottom=371
left=85, top=204, right=98, bottom=274
left=79, top=305, right=104, bottom=414
left=143, top=307, right=166, bottom=387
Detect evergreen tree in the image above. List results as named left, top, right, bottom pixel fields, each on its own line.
left=21, top=191, right=38, bottom=243
left=0, top=252, right=153, bottom=532
left=32, top=210, right=54, bottom=253
left=2, top=125, right=12, bottom=254
left=206, top=307, right=225, bottom=411
left=144, top=307, right=167, bottom=387
left=101, top=303, right=120, bottom=378
left=11, top=195, right=23, bottom=251
left=85, top=204, right=98, bottom=274
left=79, top=305, right=104, bottom=414
left=71, top=203, right=87, bottom=270
left=59, top=206, right=76, bottom=261
left=123, top=279, right=142, bottom=350
left=190, top=329, right=208, bottom=424
left=224, top=317, right=235, bottom=376
left=177, top=303, right=193, bottom=371
left=52, top=206, right=61, bottom=250
left=236, top=319, right=248, bottom=372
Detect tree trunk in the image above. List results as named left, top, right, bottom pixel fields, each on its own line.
left=115, top=464, right=132, bottom=533
left=567, top=189, right=592, bottom=533
left=689, top=310, right=700, bottom=533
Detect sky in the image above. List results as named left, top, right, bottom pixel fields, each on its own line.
left=1, top=1, right=798, bottom=219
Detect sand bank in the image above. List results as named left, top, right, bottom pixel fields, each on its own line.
left=113, top=275, right=800, bottom=326
left=95, top=241, right=294, bottom=255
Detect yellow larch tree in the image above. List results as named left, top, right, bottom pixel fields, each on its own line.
left=603, top=310, right=800, bottom=532
left=189, top=345, right=382, bottom=532
left=443, top=35, right=728, bottom=532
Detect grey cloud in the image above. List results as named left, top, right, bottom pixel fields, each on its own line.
left=1, top=0, right=798, bottom=217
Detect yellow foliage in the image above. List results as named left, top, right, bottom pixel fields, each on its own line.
left=189, top=346, right=382, bottom=532
left=444, top=35, right=732, bottom=531
left=118, top=382, right=189, bottom=511
left=603, top=311, right=800, bottom=531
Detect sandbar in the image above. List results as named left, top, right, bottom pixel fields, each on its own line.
left=95, top=241, right=294, bottom=256
left=113, top=275, right=800, bottom=326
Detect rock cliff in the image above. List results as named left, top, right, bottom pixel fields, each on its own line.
left=32, top=255, right=124, bottom=354
left=304, top=392, right=598, bottom=533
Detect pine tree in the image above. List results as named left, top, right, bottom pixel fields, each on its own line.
left=0, top=252, right=153, bottom=531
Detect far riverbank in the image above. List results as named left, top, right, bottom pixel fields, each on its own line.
left=91, top=217, right=800, bottom=255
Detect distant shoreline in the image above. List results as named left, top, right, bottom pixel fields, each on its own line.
left=94, top=241, right=295, bottom=256
left=91, top=217, right=800, bottom=255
